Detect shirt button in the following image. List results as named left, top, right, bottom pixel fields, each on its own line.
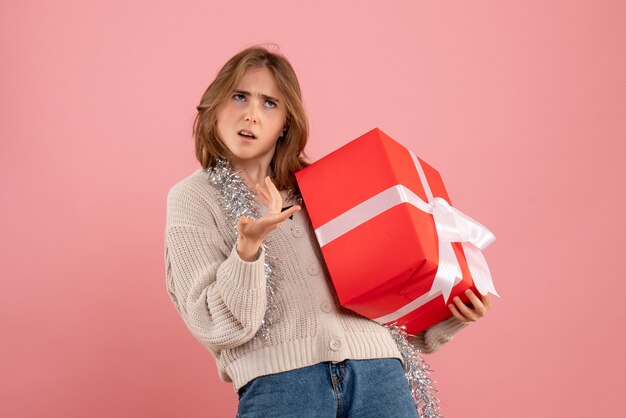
left=320, top=301, right=332, bottom=313
left=291, top=226, right=304, bottom=238
left=306, top=264, right=320, bottom=275
left=329, top=337, right=342, bottom=351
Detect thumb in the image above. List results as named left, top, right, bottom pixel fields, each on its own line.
left=237, top=216, right=248, bottom=234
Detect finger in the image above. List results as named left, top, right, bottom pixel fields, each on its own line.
left=264, top=176, right=283, bottom=212
left=453, top=296, right=479, bottom=322
left=481, top=293, right=492, bottom=309
left=281, top=205, right=301, bottom=219
left=464, top=289, right=487, bottom=317
left=266, top=205, right=301, bottom=224
left=255, top=182, right=271, bottom=198
left=251, top=205, right=302, bottom=239
left=255, top=183, right=271, bottom=206
left=237, top=216, right=250, bottom=235
left=448, top=303, right=468, bottom=323
left=242, top=217, right=278, bottom=242
left=265, top=178, right=283, bottom=212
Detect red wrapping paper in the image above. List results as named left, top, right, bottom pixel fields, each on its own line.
left=295, top=128, right=482, bottom=335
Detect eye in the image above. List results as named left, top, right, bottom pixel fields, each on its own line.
left=233, top=93, right=246, bottom=101
left=264, top=100, right=277, bottom=109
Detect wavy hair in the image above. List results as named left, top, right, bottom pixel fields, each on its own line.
left=193, top=45, right=310, bottom=194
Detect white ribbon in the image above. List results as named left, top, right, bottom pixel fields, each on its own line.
left=315, top=150, right=498, bottom=325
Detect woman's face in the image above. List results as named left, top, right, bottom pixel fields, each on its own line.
left=217, top=66, right=287, bottom=169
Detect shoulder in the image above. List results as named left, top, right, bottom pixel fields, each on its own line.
left=166, top=169, right=222, bottom=226
left=168, top=169, right=219, bottom=200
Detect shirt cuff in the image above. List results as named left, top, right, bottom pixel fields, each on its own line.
left=219, top=245, right=267, bottom=289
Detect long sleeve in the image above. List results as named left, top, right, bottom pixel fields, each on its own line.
left=164, top=181, right=268, bottom=351
left=408, top=316, right=470, bottom=353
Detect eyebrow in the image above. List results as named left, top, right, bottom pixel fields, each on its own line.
left=233, top=90, right=281, bottom=103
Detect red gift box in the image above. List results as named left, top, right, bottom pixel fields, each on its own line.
left=295, top=128, right=497, bottom=335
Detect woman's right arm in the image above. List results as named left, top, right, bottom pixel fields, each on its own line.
left=164, top=182, right=268, bottom=351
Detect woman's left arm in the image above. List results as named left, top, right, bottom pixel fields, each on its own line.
left=408, top=289, right=492, bottom=353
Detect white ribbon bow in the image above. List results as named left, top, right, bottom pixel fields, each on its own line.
left=314, top=150, right=498, bottom=324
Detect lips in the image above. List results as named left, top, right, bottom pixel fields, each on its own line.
left=238, top=129, right=257, bottom=139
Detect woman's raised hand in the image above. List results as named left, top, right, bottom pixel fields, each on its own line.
left=236, top=176, right=301, bottom=261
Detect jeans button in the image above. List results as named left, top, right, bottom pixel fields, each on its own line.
left=291, top=226, right=304, bottom=238
left=329, top=337, right=342, bottom=351
left=320, top=301, right=332, bottom=313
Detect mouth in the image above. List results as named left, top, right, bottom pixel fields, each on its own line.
left=238, top=130, right=257, bottom=140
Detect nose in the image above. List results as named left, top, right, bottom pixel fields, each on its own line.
left=244, top=104, right=259, bottom=124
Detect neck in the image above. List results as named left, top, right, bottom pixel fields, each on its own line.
left=230, top=159, right=272, bottom=188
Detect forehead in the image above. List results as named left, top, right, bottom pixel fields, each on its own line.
left=235, top=67, right=282, bottom=98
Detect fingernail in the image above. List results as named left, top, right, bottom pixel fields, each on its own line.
left=465, top=290, right=471, bottom=295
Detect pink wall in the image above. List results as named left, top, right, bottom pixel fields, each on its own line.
left=2, top=1, right=624, bottom=417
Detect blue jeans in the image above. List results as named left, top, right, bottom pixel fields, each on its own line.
left=236, top=358, right=419, bottom=418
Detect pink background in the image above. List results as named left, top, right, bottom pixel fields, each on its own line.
left=2, top=1, right=624, bottom=417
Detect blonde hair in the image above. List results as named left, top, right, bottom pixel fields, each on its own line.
left=193, top=45, right=310, bottom=193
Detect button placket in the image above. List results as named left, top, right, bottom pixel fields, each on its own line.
left=329, top=337, right=342, bottom=351
left=320, top=301, right=332, bottom=313
left=306, top=264, right=320, bottom=275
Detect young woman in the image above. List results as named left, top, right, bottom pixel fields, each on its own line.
left=164, top=45, right=491, bottom=418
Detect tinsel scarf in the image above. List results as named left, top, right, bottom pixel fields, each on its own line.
left=207, top=158, right=443, bottom=417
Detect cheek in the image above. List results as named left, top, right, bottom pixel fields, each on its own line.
left=216, top=115, right=232, bottom=139
left=218, top=101, right=241, bottom=119
left=217, top=107, right=233, bottom=123
left=216, top=109, right=238, bottom=134
left=268, top=111, right=287, bottom=129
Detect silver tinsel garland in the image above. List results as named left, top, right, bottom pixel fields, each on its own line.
left=386, top=324, right=443, bottom=418
left=207, top=158, right=442, bottom=417
left=207, top=158, right=282, bottom=340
